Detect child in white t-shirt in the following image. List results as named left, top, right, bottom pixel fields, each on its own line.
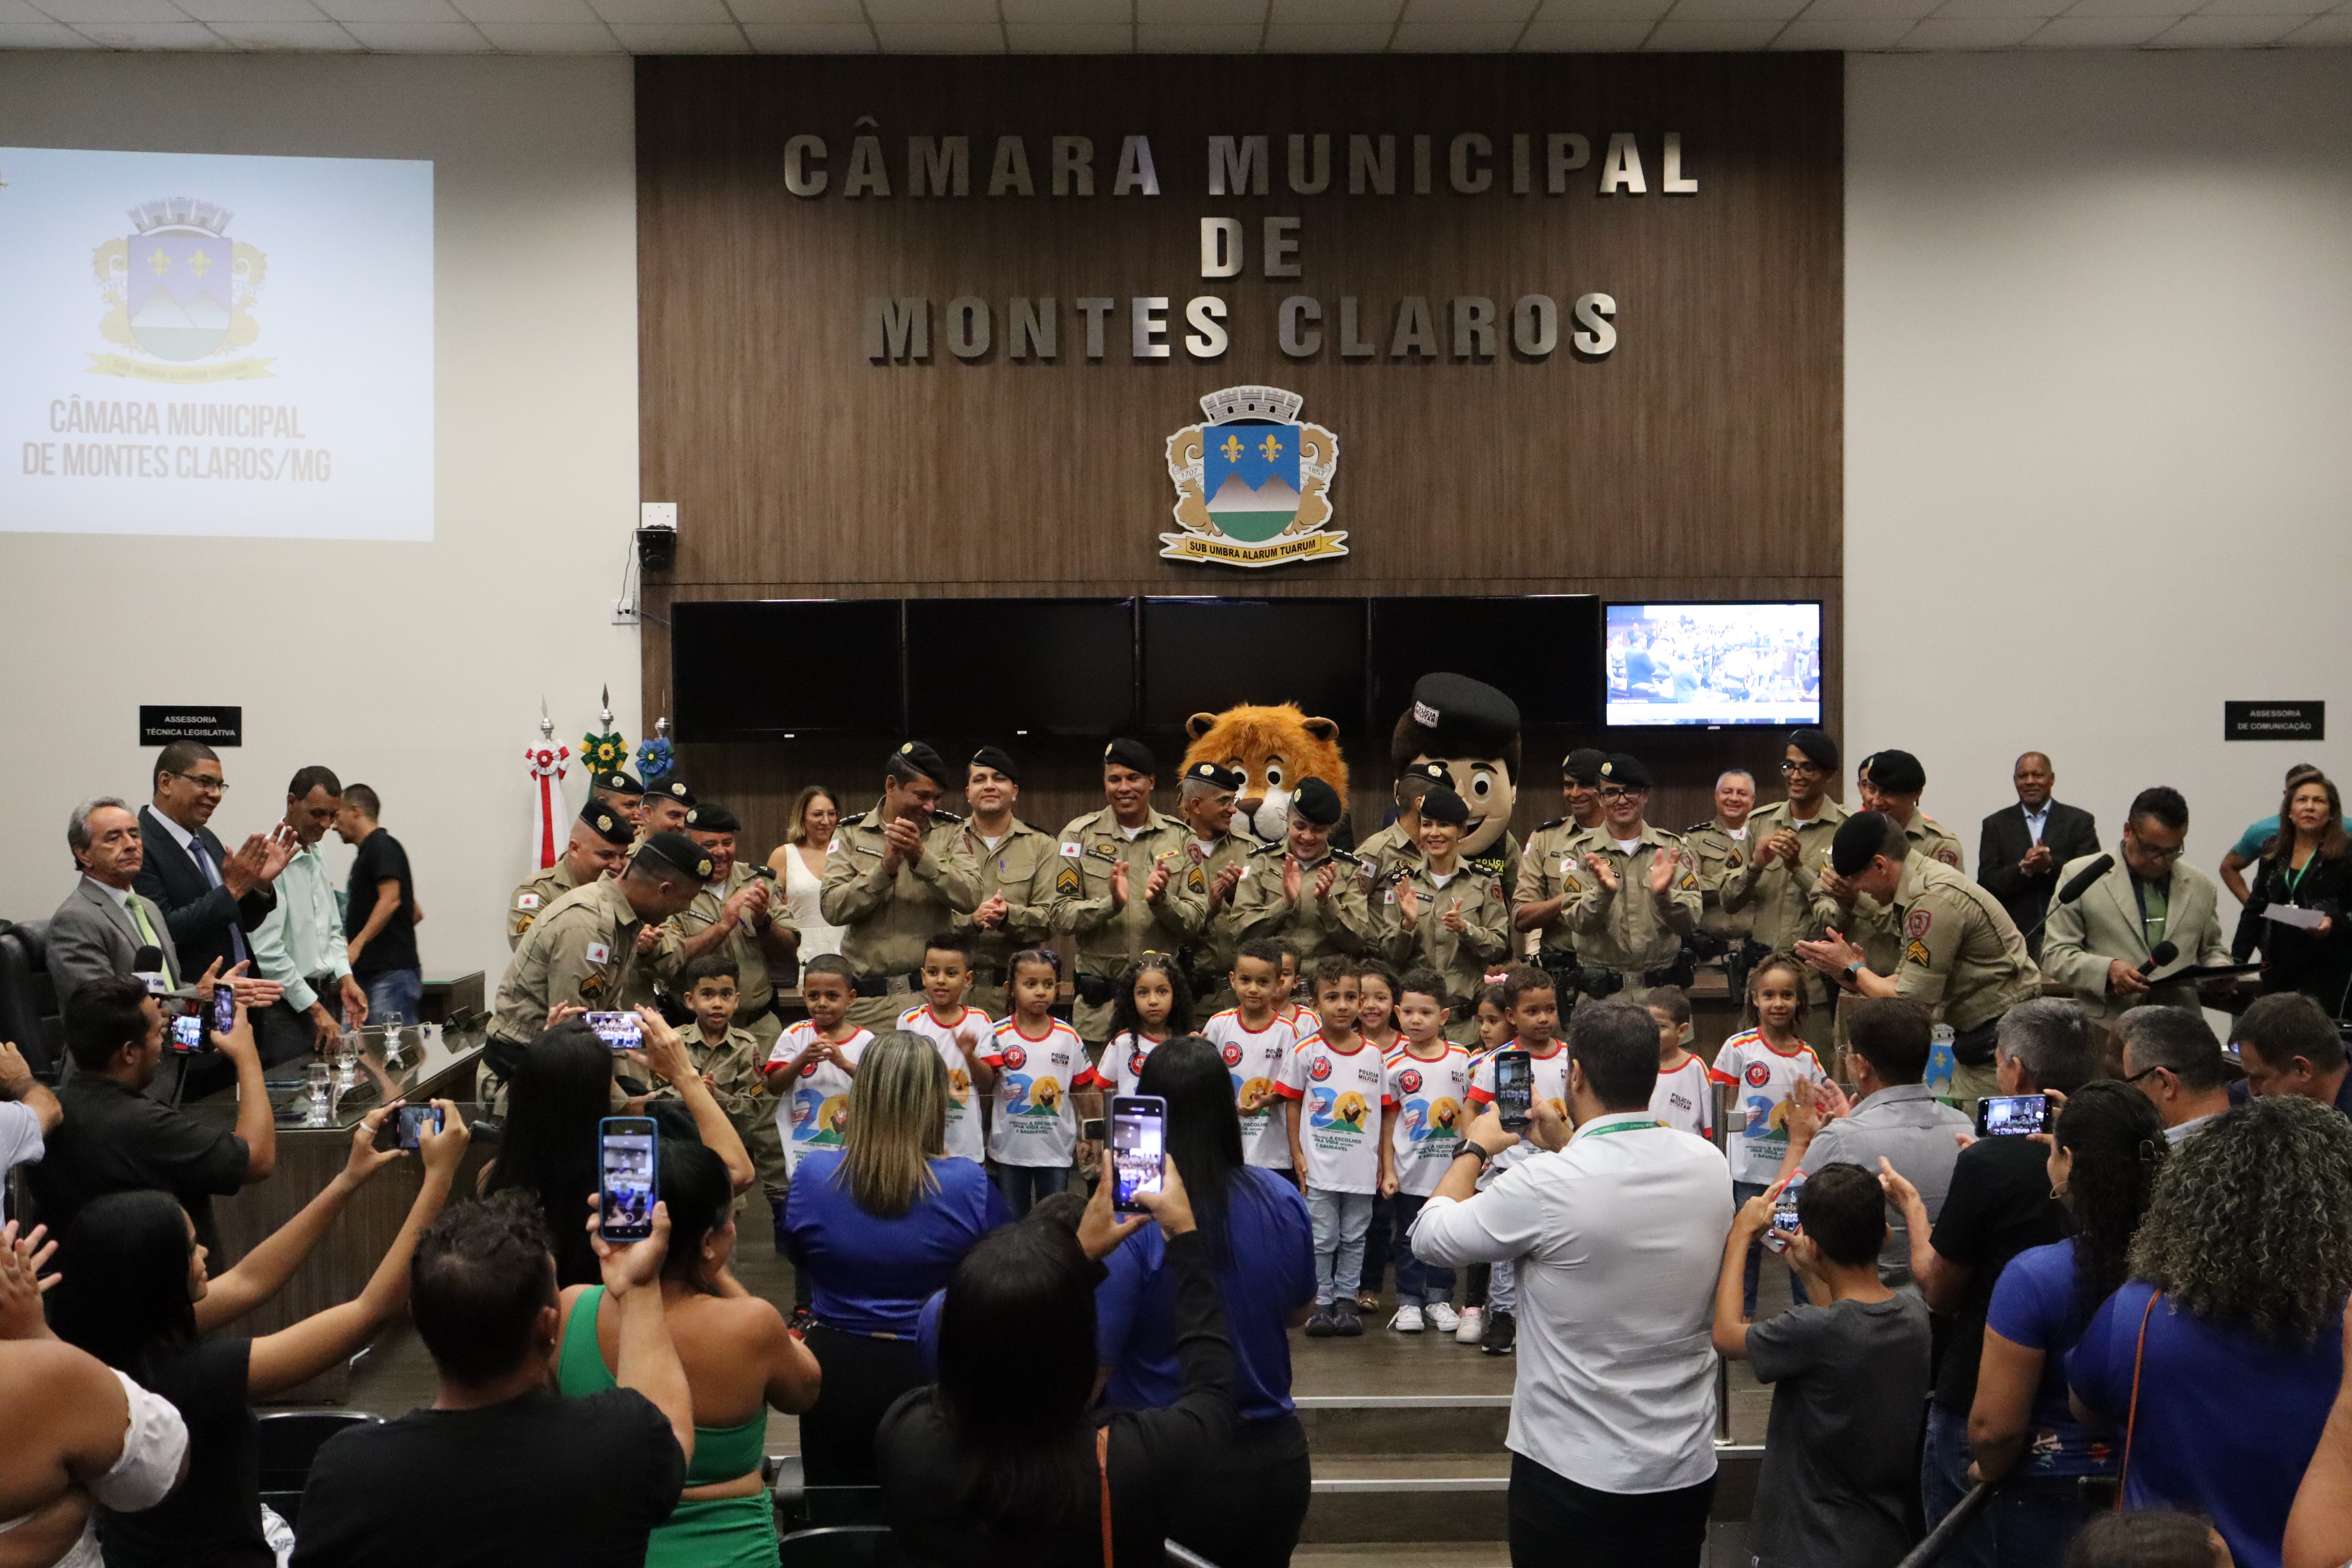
left=1207, top=938, right=1307, bottom=1173
left=1708, top=953, right=1829, bottom=1315
left=980, top=947, right=1093, bottom=1218
left=1644, top=985, right=1716, bottom=1141
left=1098, top=954, right=1196, bottom=1100
left=895, top=933, right=997, bottom=1164
left=1459, top=967, right=1569, bottom=1357
left=760, top=954, right=871, bottom=1325
left=1379, top=969, right=1473, bottom=1334
left=1279, top=956, right=1392, bottom=1338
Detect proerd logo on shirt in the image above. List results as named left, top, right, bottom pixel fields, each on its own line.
left=1222, top=1042, right=1243, bottom=1067
left=1745, top=1061, right=1771, bottom=1087
left=1129, top=1049, right=1149, bottom=1076
left=1397, top=1067, right=1423, bottom=1095
left=1309, top=1056, right=1333, bottom=1082
left=999, top=1044, right=1027, bottom=1070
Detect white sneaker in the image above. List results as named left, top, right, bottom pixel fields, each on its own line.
left=1424, top=1302, right=1462, bottom=1335
left=1389, top=1305, right=1425, bottom=1334
left=1454, top=1305, right=1485, bottom=1345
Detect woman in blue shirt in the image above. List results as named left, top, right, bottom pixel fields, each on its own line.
left=1970, top=1082, right=2168, bottom=1568
left=1095, top=1035, right=1316, bottom=1568
left=784, top=1031, right=1011, bottom=1485
left=2068, top=1094, right=2352, bottom=1568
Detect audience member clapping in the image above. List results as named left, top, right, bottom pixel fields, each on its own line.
left=483, top=1010, right=752, bottom=1286
left=50, top=1100, right=466, bottom=1565
left=2069, top=1095, right=2352, bottom=1568
left=782, top=1031, right=1011, bottom=1485
left=0, top=1040, right=61, bottom=1225
left=0, top=1222, right=189, bottom=1568
left=1712, top=1161, right=1930, bottom=1568
left=552, top=1140, right=820, bottom=1568
left=876, top=1158, right=1234, bottom=1568
left=1097, top=1035, right=1315, bottom=1568
left=289, top=1192, right=695, bottom=1568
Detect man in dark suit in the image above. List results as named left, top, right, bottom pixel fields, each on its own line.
left=1976, top=751, right=2100, bottom=959
left=136, top=740, right=291, bottom=983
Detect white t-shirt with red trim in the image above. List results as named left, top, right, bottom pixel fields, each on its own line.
left=981, top=1016, right=1091, bottom=1168
left=1708, top=1028, right=1830, bottom=1185
left=897, top=1003, right=995, bottom=1163
left=1203, top=1008, right=1307, bottom=1171
left=1276, top=1032, right=1391, bottom=1194
left=1385, top=1043, right=1475, bottom=1197
left=765, top=1022, right=874, bottom=1172
left=1650, top=1053, right=1716, bottom=1142
left=1097, top=1029, right=1172, bottom=1101
left=1468, top=1040, right=1574, bottom=1124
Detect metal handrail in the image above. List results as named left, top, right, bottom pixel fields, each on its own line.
left=1893, top=1483, right=1996, bottom=1568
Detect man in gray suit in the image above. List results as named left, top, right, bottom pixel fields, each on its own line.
left=2040, top=786, right=2235, bottom=1025
left=49, top=797, right=186, bottom=1010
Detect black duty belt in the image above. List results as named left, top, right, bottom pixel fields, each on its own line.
left=852, top=973, right=915, bottom=999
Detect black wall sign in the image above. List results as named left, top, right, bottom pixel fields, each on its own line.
left=139, top=706, right=242, bottom=747
left=2225, top=701, right=2323, bottom=742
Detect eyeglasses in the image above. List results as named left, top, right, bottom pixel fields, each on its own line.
left=2120, top=1062, right=2166, bottom=1085
left=165, top=771, right=228, bottom=793
left=2127, top=837, right=2186, bottom=863
left=1780, top=761, right=1823, bottom=776
left=1599, top=786, right=1643, bottom=800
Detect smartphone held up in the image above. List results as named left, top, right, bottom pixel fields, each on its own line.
left=1109, top=1095, right=1166, bottom=1215
left=600, top=1117, right=659, bottom=1241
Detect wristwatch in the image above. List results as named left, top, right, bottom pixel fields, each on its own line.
left=1457, top=1141, right=1494, bottom=1167
left=1842, top=960, right=1862, bottom=987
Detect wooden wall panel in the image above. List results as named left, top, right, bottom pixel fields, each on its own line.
left=635, top=53, right=1844, bottom=853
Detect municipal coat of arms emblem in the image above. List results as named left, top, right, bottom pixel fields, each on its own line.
left=90, top=197, right=272, bottom=383
left=1162, top=385, right=1345, bottom=568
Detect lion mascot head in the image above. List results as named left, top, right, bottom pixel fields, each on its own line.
left=1182, top=702, right=1351, bottom=844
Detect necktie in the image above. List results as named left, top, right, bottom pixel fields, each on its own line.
left=128, top=896, right=176, bottom=989
left=188, top=836, right=250, bottom=965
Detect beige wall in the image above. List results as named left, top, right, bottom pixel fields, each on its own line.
left=0, top=54, right=641, bottom=992
left=1845, top=49, right=2352, bottom=873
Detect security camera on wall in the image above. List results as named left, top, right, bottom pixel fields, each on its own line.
left=637, top=502, right=677, bottom=574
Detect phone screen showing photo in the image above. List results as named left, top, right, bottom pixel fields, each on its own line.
left=1110, top=1096, right=1166, bottom=1215
left=397, top=1105, right=443, bottom=1151
left=600, top=1119, right=658, bottom=1240
left=584, top=1011, right=643, bottom=1053
left=1976, top=1093, right=2050, bottom=1138
left=168, top=1012, right=206, bottom=1053
left=1494, top=1051, right=1534, bottom=1130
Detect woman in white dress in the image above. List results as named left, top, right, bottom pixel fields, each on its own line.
left=768, top=785, right=847, bottom=962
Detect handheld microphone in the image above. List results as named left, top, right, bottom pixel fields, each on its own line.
left=133, top=944, right=167, bottom=995
left=2021, top=854, right=2114, bottom=943
left=2136, top=940, right=2180, bottom=978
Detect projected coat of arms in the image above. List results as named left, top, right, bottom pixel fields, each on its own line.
left=1162, top=385, right=1344, bottom=568
left=90, top=197, right=272, bottom=383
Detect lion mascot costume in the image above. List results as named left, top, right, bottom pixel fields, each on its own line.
left=1180, top=702, right=1351, bottom=844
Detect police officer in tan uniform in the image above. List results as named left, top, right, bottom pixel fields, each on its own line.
left=1514, top=748, right=1611, bottom=983
left=820, top=741, right=985, bottom=1032
left=1857, top=750, right=1965, bottom=873
left=508, top=800, right=633, bottom=950
left=951, top=746, right=1059, bottom=1019
left=1797, top=811, right=2038, bottom=1106
left=649, top=803, right=799, bottom=1052
left=1721, top=728, right=1849, bottom=1042
left=1171, top=760, right=1254, bottom=1014
left=1050, top=739, right=1205, bottom=1044
left=1566, top=754, right=1702, bottom=1004
left=1230, top=776, right=1380, bottom=968
left=1684, top=767, right=1766, bottom=993
left=1377, top=787, right=1510, bottom=1039
left=591, top=770, right=646, bottom=835
left=643, top=779, right=695, bottom=839
left=486, top=830, right=713, bottom=1091
left=1354, top=760, right=1451, bottom=887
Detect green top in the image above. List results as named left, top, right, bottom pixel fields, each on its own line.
left=557, top=1285, right=768, bottom=1486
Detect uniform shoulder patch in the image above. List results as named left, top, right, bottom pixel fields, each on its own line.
left=516, top=892, right=541, bottom=911
left=580, top=973, right=608, bottom=998
left=1684, top=821, right=1713, bottom=835
left=1906, top=908, right=1933, bottom=939
left=1054, top=864, right=1083, bottom=899
left=1679, top=873, right=1700, bottom=890
left=1188, top=865, right=1206, bottom=893
left=1726, top=850, right=1743, bottom=868
left=933, top=808, right=965, bottom=824
left=1904, top=939, right=1932, bottom=968
left=1935, top=848, right=1962, bottom=867
left=1250, top=842, right=1287, bottom=858
left=1331, top=849, right=1362, bottom=866
left=586, top=941, right=611, bottom=964
left=1060, top=842, right=1083, bottom=858
left=838, top=811, right=866, bottom=828
left=515, top=914, right=535, bottom=935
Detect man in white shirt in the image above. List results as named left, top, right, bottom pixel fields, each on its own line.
left=1411, top=1000, right=1733, bottom=1567
left=250, top=766, right=369, bottom=1065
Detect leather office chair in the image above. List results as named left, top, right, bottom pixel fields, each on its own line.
left=0, top=920, right=63, bottom=1081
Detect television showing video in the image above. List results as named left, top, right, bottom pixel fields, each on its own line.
left=1604, top=602, right=1822, bottom=728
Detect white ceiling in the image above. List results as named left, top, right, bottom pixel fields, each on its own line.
left=0, top=0, right=2344, bottom=52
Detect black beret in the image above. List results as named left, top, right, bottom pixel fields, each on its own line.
left=1291, top=776, right=1343, bottom=826
left=653, top=780, right=695, bottom=807
left=1184, top=760, right=1243, bottom=792
left=1830, top=811, right=1896, bottom=878
left=1863, top=749, right=1926, bottom=796
left=1103, top=738, right=1158, bottom=776
left=1401, top=673, right=1520, bottom=758
left=593, top=771, right=643, bottom=796
left=578, top=802, right=632, bottom=847
left=685, top=804, right=740, bottom=835
left=968, top=746, right=1020, bottom=784
left=1788, top=728, right=1840, bottom=772
left=1600, top=753, right=1653, bottom=791
left=636, top=830, right=716, bottom=883
left=1419, top=786, right=1470, bottom=826
left=894, top=740, right=949, bottom=786
left=1561, top=748, right=1609, bottom=785
left=1397, top=760, right=1450, bottom=793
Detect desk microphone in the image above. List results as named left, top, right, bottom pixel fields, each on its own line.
left=2020, top=854, right=2115, bottom=944
left=2137, top=940, right=2180, bottom=978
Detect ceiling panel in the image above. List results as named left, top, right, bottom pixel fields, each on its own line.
left=1136, top=16, right=1262, bottom=39
left=741, top=16, right=874, bottom=39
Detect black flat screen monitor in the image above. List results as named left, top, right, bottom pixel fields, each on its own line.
left=906, top=598, right=1136, bottom=736
left=671, top=599, right=903, bottom=740
left=1603, top=601, right=1822, bottom=728
left=1140, top=598, right=1368, bottom=734
left=1367, top=597, right=1602, bottom=729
